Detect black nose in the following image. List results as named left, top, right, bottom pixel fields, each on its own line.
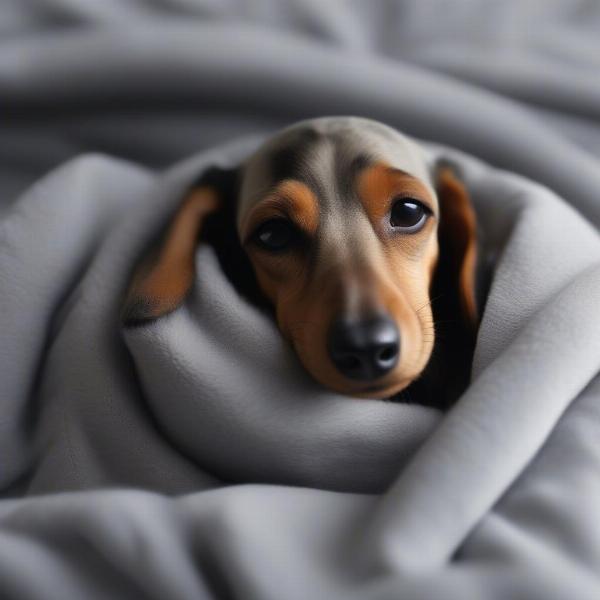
left=328, top=315, right=400, bottom=381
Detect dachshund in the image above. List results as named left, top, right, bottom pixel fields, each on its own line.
left=122, top=117, right=478, bottom=409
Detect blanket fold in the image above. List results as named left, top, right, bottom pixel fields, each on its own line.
left=2, top=2, right=600, bottom=598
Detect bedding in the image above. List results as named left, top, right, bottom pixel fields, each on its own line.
left=2, top=1, right=600, bottom=598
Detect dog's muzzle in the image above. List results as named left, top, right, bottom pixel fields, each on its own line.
left=327, top=315, right=400, bottom=381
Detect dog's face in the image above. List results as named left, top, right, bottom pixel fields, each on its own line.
left=237, top=119, right=444, bottom=398
left=124, top=117, right=477, bottom=403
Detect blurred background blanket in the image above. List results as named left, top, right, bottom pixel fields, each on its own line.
left=2, top=1, right=600, bottom=599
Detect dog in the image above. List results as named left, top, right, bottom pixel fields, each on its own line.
left=122, top=117, right=478, bottom=408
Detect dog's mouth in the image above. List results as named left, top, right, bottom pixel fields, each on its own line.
left=284, top=307, right=432, bottom=402
left=361, top=384, right=388, bottom=393
left=358, top=385, right=413, bottom=403
left=359, top=383, right=395, bottom=396
left=288, top=325, right=426, bottom=401
left=349, top=376, right=417, bottom=401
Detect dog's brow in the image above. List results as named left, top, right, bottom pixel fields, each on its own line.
left=241, top=180, right=319, bottom=241
left=384, top=166, right=437, bottom=211
left=385, top=166, right=419, bottom=181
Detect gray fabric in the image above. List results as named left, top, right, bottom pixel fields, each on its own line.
left=2, top=1, right=600, bottom=598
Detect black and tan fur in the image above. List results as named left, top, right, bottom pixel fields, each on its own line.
left=123, top=117, right=478, bottom=408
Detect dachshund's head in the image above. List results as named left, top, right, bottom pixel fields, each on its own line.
left=124, top=117, right=478, bottom=404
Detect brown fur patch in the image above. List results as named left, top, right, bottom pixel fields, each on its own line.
left=243, top=163, right=443, bottom=398
left=240, top=180, right=319, bottom=243
left=357, top=163, right=437, bottom=226
left=436, top=167, right=478, bottom=328
left=240, top=180, right=318, bottom=310
left=122, top=187, right=219, bottom=324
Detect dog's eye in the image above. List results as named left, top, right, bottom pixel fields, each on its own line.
left=390, top=198, right=429, bottom=231
left=253, top=219, right=295, bottom=251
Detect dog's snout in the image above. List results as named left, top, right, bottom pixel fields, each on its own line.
left=328, top=316, right=400, bottom=381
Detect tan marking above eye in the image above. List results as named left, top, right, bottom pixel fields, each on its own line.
left=357, top=163, right=437, bottom=228
left=240, top=179, right=319, bottom=243
left=240, top=180, right=317, bottom=304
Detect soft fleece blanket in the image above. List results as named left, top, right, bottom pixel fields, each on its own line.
left=2, top=2, right=600, bottom=599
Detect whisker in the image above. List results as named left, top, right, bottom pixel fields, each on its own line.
left=415, top=293, right=445, bottom=313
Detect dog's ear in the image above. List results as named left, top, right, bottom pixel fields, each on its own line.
left=122, top=167, right=238, bottom=326
left=433, top=165, right=478, bottom=332
left=414, top=164, right=478, bottom=408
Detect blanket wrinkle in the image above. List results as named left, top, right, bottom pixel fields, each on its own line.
left=360, top=262, right=600, bottom=575
left=2, top=2, right=600, bottom=598
left=4, top=22, right=600, bottom=226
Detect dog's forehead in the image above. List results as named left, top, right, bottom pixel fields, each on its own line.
left=237, top=117, right=434, bottom=228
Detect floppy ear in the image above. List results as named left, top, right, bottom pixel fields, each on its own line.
left=434, top=165, right=478, bottom=332
left=410, top=164, right=479, bottom=409
left=122, top=168, right=237, bottom=326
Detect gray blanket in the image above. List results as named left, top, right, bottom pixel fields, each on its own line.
left=2, top=1, right=600, bottom=598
